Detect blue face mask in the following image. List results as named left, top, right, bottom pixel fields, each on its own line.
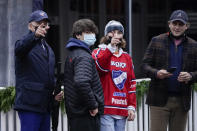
left=83, top=33, right=96, bottom=46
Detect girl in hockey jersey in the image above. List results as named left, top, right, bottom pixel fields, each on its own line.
left=92, top=20, right=136, bottom=131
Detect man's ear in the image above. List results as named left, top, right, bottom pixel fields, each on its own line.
left=168, top=21, right=171, bottom=26
left=76, top=34, right=80, bottom=39
left=28, top=23, right=35, bottom=32
left=76, top=34, right=83, bottom=40
left=168, top=21, right=172, bottom=29
left=186, top=22, right=190, bottom=29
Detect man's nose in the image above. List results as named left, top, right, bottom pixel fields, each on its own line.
left=174, top=24, right=181, bottom=29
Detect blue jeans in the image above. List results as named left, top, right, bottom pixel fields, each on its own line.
left=100, top=115, right=126, bottom=131
left=18, top=111, right=50, bottom=131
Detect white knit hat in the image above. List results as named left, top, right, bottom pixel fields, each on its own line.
left=104, top=20, right=124, bottom=36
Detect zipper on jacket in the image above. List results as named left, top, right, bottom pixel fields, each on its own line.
left=175, top=45, right=178, bottom=53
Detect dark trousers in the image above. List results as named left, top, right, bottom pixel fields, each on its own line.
left=150, top=97, right=188, bottom=131
left=68, top=114, right=100, bottom=131
left=18, top=111, right=50, bottom=131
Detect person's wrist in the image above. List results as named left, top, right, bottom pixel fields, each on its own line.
left=189, top=73, right=192, bottom=81
left=107, top=43, right=116, bottom=53
left=34, top=30, right=39, bottom=38
left=128, top=106, right=135, bottom=112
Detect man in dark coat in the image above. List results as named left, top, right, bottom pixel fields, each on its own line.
left=64, top=19, right=104, bottom=131
left=14, top=10, right=63, bottom=131
left=141, top=10, right=197, bottom=131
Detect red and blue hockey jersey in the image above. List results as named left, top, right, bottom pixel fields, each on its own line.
left=92, top=44, right=136, bottom=116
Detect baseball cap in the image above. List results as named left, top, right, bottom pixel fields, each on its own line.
left=169, top=10, right=189, bottom=24
left=104, top=20, right=124, bottom=36
left=29, top=10, right=49, bottom=23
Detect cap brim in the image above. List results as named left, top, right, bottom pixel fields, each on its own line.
left=35, top=17, right=50, bottom=22
left=29, top=17, right=50, bottom=23
left=171, top=19, right=187, bottom=24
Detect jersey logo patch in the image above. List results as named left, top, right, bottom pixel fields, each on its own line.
left=112, top=70, right=127, bottom=90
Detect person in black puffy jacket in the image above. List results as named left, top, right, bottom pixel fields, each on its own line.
left=64, top=19, right=104, bottom=131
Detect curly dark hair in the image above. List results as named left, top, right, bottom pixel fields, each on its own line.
left=72, top=19, right=98, bottom=38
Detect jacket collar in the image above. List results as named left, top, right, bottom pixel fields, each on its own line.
left=66, top=38, right=91, bottom=53
left=167, top=32, right=188, bottom=44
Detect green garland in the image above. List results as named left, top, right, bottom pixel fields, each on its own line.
left=136, top=80, right=150, bottom=106
left=192, top=83, right=197, bottom=91
left=0, top=87, right=66, bottom=113
left=136, top=81, right=197, bottom=107
left=1, top=81, right=197, bottom=113
left=0, top=86, right=15, bottom=112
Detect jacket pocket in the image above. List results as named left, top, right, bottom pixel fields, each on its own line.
left=22, top=82, right=49, bottom=107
